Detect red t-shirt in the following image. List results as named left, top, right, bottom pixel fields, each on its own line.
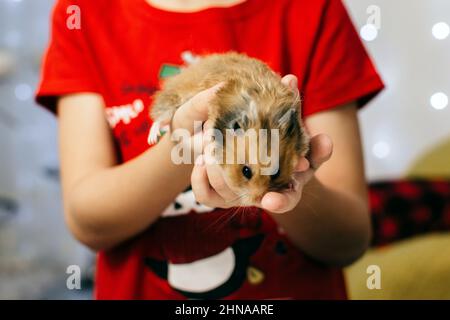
left=36, top=0, right=384, bottom=299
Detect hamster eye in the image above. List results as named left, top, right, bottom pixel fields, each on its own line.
left=242, top=165, right=253, bottom=180
left=233, top=121, right=241, bottom=131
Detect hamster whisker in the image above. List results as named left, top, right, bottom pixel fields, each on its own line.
left=204, top=198, right=254, bottom=232
left=205, top=211, right=232, bottom=232
left=225, top=193, right=249, bottom=204
left=224, top=208, right=241, bottom=226
left=209, top=208, right=241, bottom=232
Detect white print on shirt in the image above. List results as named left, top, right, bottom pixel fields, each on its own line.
left=181, top=50, right=200, bottom=65
left=106, top=99, right=144, bottom=128
left=168, top=247, right=234, bottom=293
left=162, top=189, right=215, bottom=217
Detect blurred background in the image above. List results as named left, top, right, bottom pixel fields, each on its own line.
left=0, top=0, right=449, bottom=299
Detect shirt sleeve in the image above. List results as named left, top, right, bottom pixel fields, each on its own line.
left=290, top=0, right=385, bottom=117
left=35, top=0, right=101, bottom=114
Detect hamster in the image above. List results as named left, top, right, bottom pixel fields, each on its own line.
left=150, top=52, right=310, bottom=205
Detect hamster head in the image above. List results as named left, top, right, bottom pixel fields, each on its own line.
left=209, top=79, right=310, bottom=206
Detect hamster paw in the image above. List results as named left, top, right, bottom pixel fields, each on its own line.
left=148, top=121, right=170, bottom=145
left=148, top=121, right=161, bottom=145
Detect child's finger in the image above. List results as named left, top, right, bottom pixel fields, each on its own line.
left=191, top=156, right=224, bottom=207
left=293, top=156, right=310, bottom=173
left=281, top=74, right=298, bottom=91
left=261, top=190, right=301, bottom=214
left=308, top=134, right=333, bottom=170
left=202, top=121, right=215, bottom=150
left=203, top=119, right=214, bottom=131
left=204, top=157, right=238, bottom=202
left=173, top=83, right=224, bottom=134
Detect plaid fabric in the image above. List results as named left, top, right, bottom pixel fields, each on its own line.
left=369, top=179, right=450, bottom=246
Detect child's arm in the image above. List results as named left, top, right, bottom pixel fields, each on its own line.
left=269, top=102, right=371, bottom=267
left=57, top=87, right=217, bottom=251
left=191, top=75, right=371, bottom=267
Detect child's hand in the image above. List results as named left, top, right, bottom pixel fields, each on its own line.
left=190, top=75, right=333, bottom=213
left=259, top=132, right=333, bottom=213
left=171, top=83, right=224, bottom=134
left=156, top=83, right=224, bottom=158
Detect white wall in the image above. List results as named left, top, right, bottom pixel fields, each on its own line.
left=345, top=0, right=450, bottom=180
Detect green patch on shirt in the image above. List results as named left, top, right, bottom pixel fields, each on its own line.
left=159, top=64, right=181, bottom=79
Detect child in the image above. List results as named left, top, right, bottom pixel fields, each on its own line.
left=36, top=0, right=384, bottom=299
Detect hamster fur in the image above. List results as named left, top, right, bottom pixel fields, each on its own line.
left=150, top=52, right=310, bottom=205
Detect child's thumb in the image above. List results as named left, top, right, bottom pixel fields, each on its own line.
left=173, top=82, right=225, bottom=134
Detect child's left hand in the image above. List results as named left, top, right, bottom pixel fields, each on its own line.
left=191, top=75, right=334, bottom=214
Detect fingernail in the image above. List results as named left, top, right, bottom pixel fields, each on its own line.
left=195, top=155, right=204, bottom=166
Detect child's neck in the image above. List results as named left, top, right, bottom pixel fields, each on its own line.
left=146, top=0, right=247, bottom=12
